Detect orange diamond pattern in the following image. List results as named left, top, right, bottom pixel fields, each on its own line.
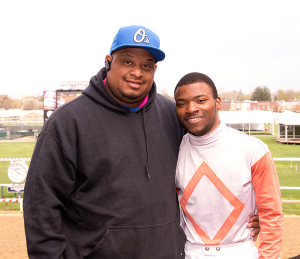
left=180, top=161, right=245, bottom=245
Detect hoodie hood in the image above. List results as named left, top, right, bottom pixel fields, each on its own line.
left=83, top=67, right=157, bottom=115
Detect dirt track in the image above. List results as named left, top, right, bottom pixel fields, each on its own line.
left=0, top=213, right=299, bottom=259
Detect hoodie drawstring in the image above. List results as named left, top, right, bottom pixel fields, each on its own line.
left=142, top=108, right=150, bottom=178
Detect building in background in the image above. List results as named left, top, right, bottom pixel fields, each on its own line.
left=0, top=110, right=43, bottom=122
left=277, top=111, right=300, bottom=144
left=20, top=112, right=43, bottom=121
left=250, top=101, right=270, bottom=111
left=220, top=100, right=300, bottom=112
left=219, top=110, right=275, bottom=134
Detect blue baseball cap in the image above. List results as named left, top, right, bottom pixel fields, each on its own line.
left=110, top=25, right=165, bottom=62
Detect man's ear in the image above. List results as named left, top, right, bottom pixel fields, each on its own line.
left=216, top=97, right=222, bottom=111
left=154, top=64, right=157, bottom=73
left=105, top=55, right=112, bottom=71
left=105, top=54, right=112, bottom=62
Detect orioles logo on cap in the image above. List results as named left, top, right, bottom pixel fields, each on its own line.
left=134, top=29, right=149, bottom=44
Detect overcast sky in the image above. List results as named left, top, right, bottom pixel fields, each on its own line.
left=1, top=0, right=300, bottom=98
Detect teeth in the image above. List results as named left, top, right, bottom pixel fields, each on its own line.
left=188, top=117, right=202, bottom=122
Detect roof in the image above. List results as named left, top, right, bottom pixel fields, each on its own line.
left=277, top=111, right=300, bottom=125
left=219, top=111, right=274, bottom=124
left=0, top=110, right=43, bottom=118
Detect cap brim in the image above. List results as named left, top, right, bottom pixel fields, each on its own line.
left=111, top=45, right=165, bottom=62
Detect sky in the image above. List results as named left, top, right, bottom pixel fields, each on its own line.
left=1, top=0, right=300, bottom=98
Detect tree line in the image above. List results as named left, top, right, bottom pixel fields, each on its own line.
left=0, top=94, right=43, bottom=110
left=1, top=87, right=300, bottom=110
left=219, top=86, right=300, bottom=102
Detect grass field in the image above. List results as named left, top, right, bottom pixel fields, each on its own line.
left=0, top=135, right=300, bottom=214
left=252, top=135, right=300, bottom=215
left=0, top=142, right=36, bottom=158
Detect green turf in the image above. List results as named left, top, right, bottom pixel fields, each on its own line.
left=250, top=134, right=300, bottom=215
left=0, top=138, right=300, bottom=214
left=255, top=136, right=300, bottom=157
left=275, top=161, right=300, bottom=215
left=0, top=142, right=36, bottom=158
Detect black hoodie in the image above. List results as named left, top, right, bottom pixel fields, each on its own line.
left=24, top=68, right=186, bottom=258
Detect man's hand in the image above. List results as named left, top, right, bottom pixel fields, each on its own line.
left=247, top=215, right=260, bottom=241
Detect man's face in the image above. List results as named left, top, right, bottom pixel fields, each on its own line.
left=105, top=48, right=157, bottom=107
left=175, top=82, right=221, bottom=136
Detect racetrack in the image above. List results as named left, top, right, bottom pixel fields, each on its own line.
left=0, top=213, right=299, bottom=259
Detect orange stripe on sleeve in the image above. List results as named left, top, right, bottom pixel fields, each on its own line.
left=251, top=152, right=283, bottom=259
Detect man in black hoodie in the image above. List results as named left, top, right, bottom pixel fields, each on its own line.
left=24, top=25, right=259, bottom=259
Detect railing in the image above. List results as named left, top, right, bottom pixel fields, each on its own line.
left=0, top=184, right=24, bottom=211
left=0, top=158, right=299, bottom=210
left=273, top=158, right=300, bottom=170
left=280, top=186, right=300, bottom=203
left=274, top=158, right=300, bottom=203
left=1, top=121, right=44, bottom=125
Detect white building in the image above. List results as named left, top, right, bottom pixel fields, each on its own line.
left=219, top=111, right=275, bottom=134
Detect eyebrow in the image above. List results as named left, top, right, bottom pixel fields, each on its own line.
left=121, top=53, right=155, bottom=62
left=146, top=58, right=155, bottom=62
left=176, top=94, right=207, bottom=101
left=121, top=54, right=134, bottom=58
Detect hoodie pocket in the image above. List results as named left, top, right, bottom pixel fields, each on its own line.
left=83, top=220, right=186, bottom=259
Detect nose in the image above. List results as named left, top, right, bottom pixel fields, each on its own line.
left=186, top=102, right=199, bottom=114
left=130, top=66, right=143, bottom=78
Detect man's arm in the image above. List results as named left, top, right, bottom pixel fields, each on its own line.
left=251, top=152, right=283, bottom=259
left=24, top=132, right=76, bottom=259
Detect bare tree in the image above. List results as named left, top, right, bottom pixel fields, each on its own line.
left=158, top=89, right=174, bottom=101
left=21, top=95, right=39, bottom=110
left=0, top=94, right=19, bottom=109
left=276, top=90, right=287, bottom=101
left=285, top=89, right=297, bottom=101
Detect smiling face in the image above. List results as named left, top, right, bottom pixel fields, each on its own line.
left=105, top=48, right=157, bottom=107
left=175, top=82, right=221, bottom=136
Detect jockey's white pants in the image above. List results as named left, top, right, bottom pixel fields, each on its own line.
left=185, top=240, right=259, bottom=259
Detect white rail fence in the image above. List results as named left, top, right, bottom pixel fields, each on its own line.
left=273, top=158, right=300, bottom=170
left=0, top=158, right=300, bottom=211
